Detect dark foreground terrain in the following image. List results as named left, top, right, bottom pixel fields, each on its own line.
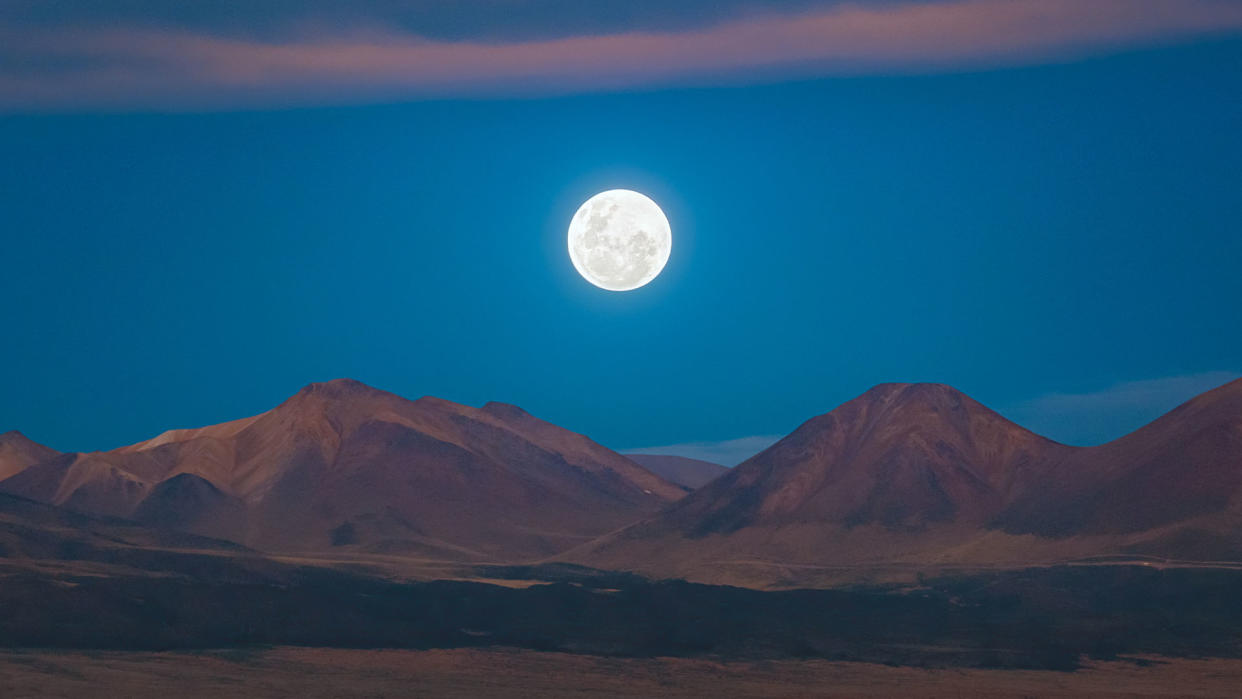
left=5, top=647, right=1242, bottom=698
left=4, top=556, right=1242, bottom=671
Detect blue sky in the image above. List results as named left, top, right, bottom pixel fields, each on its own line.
left=1, top=3, right=1240, bottom=457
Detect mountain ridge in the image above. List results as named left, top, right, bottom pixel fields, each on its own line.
left=0, top=378, right=686, bottom=560
left=566, top=378, right=1242, bottom=585
left=5, top=377, right=1241, bottom=583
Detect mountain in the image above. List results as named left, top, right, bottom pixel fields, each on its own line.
left=568, top=380, right=1242, bottom=585
left=6, top=378, right=1240, bottom=585
left=626, top=454, right=728, bottom=490
left=996, top=377, right=1242, bottom=557
left=0, top=431, right=59, bottom=481
left=658, top=383, right=1068, bottom=535
left=0, top=379, right=686, bottom=560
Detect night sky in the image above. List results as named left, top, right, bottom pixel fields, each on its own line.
left=2, top=2, right=1240, bottom=460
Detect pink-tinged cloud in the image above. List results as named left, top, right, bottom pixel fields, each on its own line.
left=3, top=0, right=1242, bottom=110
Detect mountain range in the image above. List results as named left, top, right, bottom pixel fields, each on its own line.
left=568, top=379, right=1242, bottom=585
left=2, top=377, right=1240, bottom=586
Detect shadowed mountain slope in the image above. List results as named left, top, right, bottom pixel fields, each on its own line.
left=0, top=490, right=246, bottom=565
left=0, top=379, right=685, bottom=560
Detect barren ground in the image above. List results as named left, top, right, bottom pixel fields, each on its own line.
left=3, top=647, right=1242, bottom=698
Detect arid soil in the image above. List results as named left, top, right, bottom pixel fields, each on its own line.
left=3, top=647, right=1242, bottom=698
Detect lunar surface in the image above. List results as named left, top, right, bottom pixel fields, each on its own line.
left=568, top=190, right=671, bottom=291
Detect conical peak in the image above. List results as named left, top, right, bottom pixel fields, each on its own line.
left=855, top=382, right=972, bottom=409
left=283, top=379, right=417, bottom=415
left=295, top=378, right=381, bottom=399
left=745, top=381, right=1052, bottom=471
left=775, top=383, right=981, bottom=441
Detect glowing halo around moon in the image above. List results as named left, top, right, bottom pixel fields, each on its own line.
left=567, top=189, right=671, bottom=291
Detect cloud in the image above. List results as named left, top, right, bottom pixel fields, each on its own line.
left=1003, top=371, right=1241, bottom=446
left=0, top=1, right=855, bottom=43
left=624, top=435, right=782, bottom=467
left=3, top=0, right=1242, bottom=110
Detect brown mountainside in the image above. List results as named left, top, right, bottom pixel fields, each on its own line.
left=666, top=383, right=1069, bottom=535
left=0, top=379, right=685, bottom=560
left=5, top=378, right=1241, bottom=585
left=996, top=377, right=1242, bottom=557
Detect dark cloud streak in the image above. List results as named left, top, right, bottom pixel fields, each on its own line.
left=3, top=0, right=1242, bottom=111
left=0, top=0, right=884, bottom=41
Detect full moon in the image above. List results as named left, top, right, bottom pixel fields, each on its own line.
left=568, top=189, right=671, bottom=291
